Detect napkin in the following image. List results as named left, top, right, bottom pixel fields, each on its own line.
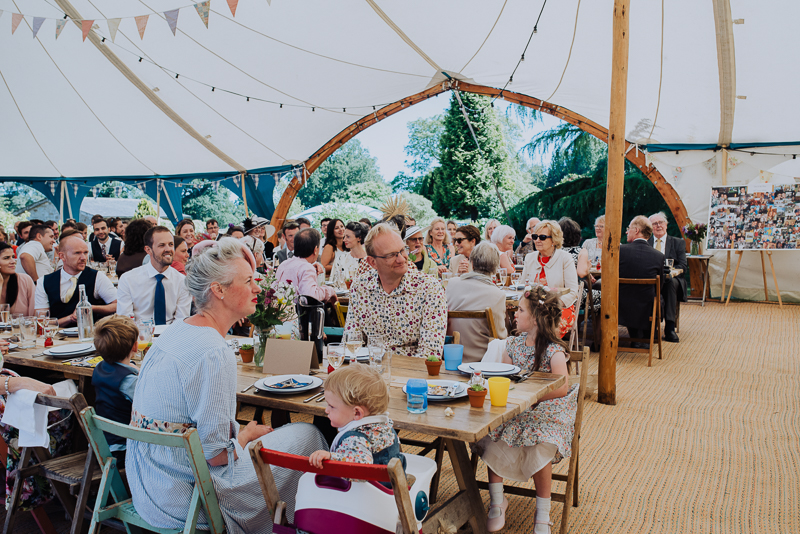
left=481, top=338, right=506, bottom=363
left=1, top=388, right=48, bottom=447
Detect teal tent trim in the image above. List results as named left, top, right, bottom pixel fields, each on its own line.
left=643, top=142, right=800, bottom=153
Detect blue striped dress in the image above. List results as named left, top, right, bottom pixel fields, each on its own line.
left=127, top=320, right=327, bottom=533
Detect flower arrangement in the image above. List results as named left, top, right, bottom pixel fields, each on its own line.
left=248, top=267, right=298, bottom=366
left=682, top=221, right=708, bottom=243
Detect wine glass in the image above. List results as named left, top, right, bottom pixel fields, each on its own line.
left=107, top=259, right=117, bottom=278
left=136, top=319, right=153, bottom=360
left=0, top=304, right=10, bottom=330
left=43, top=319, right=59, bottom=342
left=343, top=332, right=363, bottom=364
left=327, top=342, right=345, bottom=371
left=511, top=272, right=521, bottom=288
left=35, top=310, right=50, bottom=336
left=498, top=268, right=508, bottom=287
left=440, top=272, right=452, bottom=289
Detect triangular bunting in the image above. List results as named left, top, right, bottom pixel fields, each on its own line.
left=55, top=19, right=66, bottom=39
left=135, top=14, right=149, bottom=39
left=81, top=20, right=93, bottom=41
left=164, top=9, right=179, bottom=36
left=107, top=18, right=120, bottom=42
left=194, top=1, right=210, bottom=28
left=226, top=0, right=239, bottom=17
left=32, top=17, right=44, bottom=39
left=266, top=0, right=271, bottom=5
left=11, top=13, right=23, bottom=34
left=0, top=10, right=4, bottom=20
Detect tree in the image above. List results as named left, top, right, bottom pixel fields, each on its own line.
left=334, top=180, right=392, bottom=208
left=181, top=180, right=247, bottom=224
left=91, top=181, right=144, bottom=199
left=521, top=122, right=606, bottom=189
left=134, top=198, right=158, bottom=219
left=0, top=183, right=45, bottom=213
left=403, top=115, right=444, bottom=177
left=401, top=192, right=437, bottom=226
left=298, top=139, right=383, bottom=207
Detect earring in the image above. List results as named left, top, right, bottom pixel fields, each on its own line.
left=220, top=296, right=224, bottom=300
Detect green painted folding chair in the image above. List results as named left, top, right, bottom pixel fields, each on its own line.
left=78, top=407, right=226, bottom=534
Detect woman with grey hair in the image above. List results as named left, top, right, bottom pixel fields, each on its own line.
left=490, top=224, right=517, bottom=273
left=445, top=241, right=508, bottom=363
left=581, top=214, right=605, bottom=267
left=127, top=238, right=328, bottom=534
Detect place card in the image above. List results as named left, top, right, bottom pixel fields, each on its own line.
left=262, top=339, right=320, bottom=375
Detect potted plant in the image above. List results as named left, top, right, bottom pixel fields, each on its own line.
left=425, top=355, right=443, bottom=376
left=468, top=384, right=488, bottom=407
left=239, top=344, right=254, bottom=363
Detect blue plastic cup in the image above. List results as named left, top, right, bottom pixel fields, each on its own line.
left=406, top=378, right=428, bottom=413
left=443, top=344, right=464, bottom=371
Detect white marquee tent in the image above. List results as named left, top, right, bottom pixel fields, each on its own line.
left=2, top=0, right=798, bottom=300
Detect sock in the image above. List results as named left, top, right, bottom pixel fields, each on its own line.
left=665, top=320, right=675, bottom=333
left=488, top=482, right=505, bottom=505
left=535, top=496, right=551, bottom=525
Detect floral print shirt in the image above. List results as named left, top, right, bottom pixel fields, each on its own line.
left=331, top=421, right=397, bottom=464
left=425, top=243, right=451, bottom=268
left=344, top=268, right=447, bottom=359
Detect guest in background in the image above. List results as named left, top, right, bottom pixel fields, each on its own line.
left=447, top=220, right=458, bottom=239
left=0, top=226, right=8, bottom=243
left=15, top=225, right=55, bottom=282
left=223, top=226, right=245, bottom=239
left=450, top=225, right=481, bottom=276
left=425, top=217, right=454, bottom=273
left=239, top=235, right=265, bottom=270
left=330, top=222, right=368, bottom=288
left=276, top=229, right=336, bottom=304
left=406, top=226, right=439, bottom=275
left=359, top=218, right=373, bottom=229
left=175, top=219, right=197, bottom=253
left=648, top=212, right=686, bottom=343
left=116, top=219, right=153, bottom=277
left=75, top=222, right=88, bottom=241
left=15, top=221, right=32, bottom=246
left=295, top=217, right=312, bottom=230
left=559, top=217, right=599, bottom=311
left=0, top=242, right=35, bottom=316
left=619, top=216, right=665, bottom=344
left=275, top=222, right=300, bottom=264
left=172, top=236, right=189, bottom=275
left=484, top=219, right=500, bottom=241
left=581, top=215, right=605, bottom=266
left=204, top=218, right=220, bottom=241
left=516, top=217, right=541, bottom=257
left=490, top=224, right=517, bottom=273
left=90, top=215, right=124, bottom=262
left=319, top=218, right=331, bottom=249
left=320, top=218, right=347, bottom=275
left=446, top=242, right=508, bottom=363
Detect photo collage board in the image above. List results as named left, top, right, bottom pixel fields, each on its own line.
left=707, top=184, right=800, bottom=250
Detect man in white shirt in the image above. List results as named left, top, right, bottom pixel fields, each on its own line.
left=89, top=214, right=124, bottom=262
left=116, top=226, right=191, bottom=325
left=35, top=233, right=118, bottom=326
left=16, top=225, right=55, bottom=282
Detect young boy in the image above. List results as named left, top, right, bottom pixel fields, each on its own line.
left=309, top=365, right=406, bottom=477
left=92, top=315, right=140, bottom=468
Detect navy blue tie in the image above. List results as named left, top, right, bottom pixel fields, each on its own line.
left=154, top=274, right=166, bottom=325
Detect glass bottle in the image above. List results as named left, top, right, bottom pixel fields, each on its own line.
left=76, top=285, right=94, bottom=342
left=468, top=370, right=486, bottom=389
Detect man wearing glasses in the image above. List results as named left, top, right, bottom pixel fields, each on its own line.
left=343, top=223, right=447, bottom=359
left=648, top=212, right=687, bottom=343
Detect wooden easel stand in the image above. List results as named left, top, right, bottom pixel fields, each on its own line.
left=724, top=250, right=783, bottom=307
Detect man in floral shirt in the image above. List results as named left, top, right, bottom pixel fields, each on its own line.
left=344, top=223, right=447, bottom=359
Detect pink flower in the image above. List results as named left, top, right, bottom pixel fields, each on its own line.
left=286, top=279, right=293, bottom=285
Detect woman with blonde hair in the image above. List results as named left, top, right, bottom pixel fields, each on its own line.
left=484, top=219, right=500, bottom=241
left=424, top=217, right=454, bottom=273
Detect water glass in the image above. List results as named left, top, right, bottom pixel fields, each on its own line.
left=19, top=316, right=38, bottom=349
left=343, top=332, right=363, bottom=363
left=35, top=310, right=50, bottom=335
left=0, top=304, right=10, bottom=327
left=10, top=313, right=23, bottom=339
left=442, top=344, right=464, bottom=371
left=369, top=346, right=391, bottom=385
left=406, top=378, right=428, bottom=413
left=107, top=260, right=117, bottom=277
left=327, top=343, right=345, bottom=370
left=666, top=259, right=674, bottom=270
left=511, top=272, right=521, bottom=288
left=43, top=319, right=59, bottom=341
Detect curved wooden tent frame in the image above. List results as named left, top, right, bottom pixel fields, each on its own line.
left=270, top=81, right=689, bottom=238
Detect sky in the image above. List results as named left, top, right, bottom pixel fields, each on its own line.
left=351, top=93, right=563, bottom=182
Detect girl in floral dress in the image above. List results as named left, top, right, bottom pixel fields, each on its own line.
left=476, top=286, right=579, bottom=533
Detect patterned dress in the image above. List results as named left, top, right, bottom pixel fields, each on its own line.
left=477, top=337, right=579, bottom=482
left=425, top=243, right=452, bottom=268
left=331, top=419, right=400, bottom=465
left=126, top=320, right=328, bottom=533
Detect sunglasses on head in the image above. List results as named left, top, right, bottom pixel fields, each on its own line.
left=532, top=234, right=552, bottom=241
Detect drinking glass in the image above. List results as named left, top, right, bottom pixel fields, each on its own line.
left=136, top=319, right=153, bottom=359
left=511, top=272, right=521, bottom=288
left=406, top=379, right=428, bottom=413
left=327, top=343, right=345, bottom=370
left=10, top=313, right=23, bottom=339
left=440, top=272, right=452, bottom=289
left=369, top=347, right=391, bottom=386
left=35, top=310, right=50, bottom=336
left=666, top=259, right=674, bottom=270
left=0, top=304, right=10, bottom=329
left=343, top=332, right=363, bottom=363
left=43, top=319, right=59, bottom=342
left=19, top=316, right=37, bottom=349
left=498, top=268, right=508, bottom=287
left=107, top=260, right=117, bottom=277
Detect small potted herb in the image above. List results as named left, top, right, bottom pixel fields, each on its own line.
left=425, top=355, right=443, bottom=376
left=239, top=343, right=254, bottom=363
left=467, top=384, right=487, bottom=407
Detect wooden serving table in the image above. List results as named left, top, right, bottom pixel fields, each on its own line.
left=237, top=354, right=565, bottom=534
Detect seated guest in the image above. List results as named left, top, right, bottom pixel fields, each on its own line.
left=276, top=229, right=335, bottom=303
left=171, top=236, right=189, bottom=275
left=446, top=242, right=509, bottom=363
left=243, top=216, right=275, bottom=260
left=203, top=218, right=219, bottom=241
left=447, top=220, right=458, bottom=239
left=424, top=217, right=454, bottom=273
left=127, top=238, right=327, bottom=533
left=519, top=220, right=580, bottom=337
left=330, top=222, right=369, bottom=287
left=15, top=225, right=55, bottom=282
left=450, top=225, right=482, bottom=276
left=319, top=218, right=331, bottom=249
left=490, top=224, right=517, bottom=273
left=406, top=226, right=439, bottom=275
left=92, top=315, right=139, bottom=468
left=0, top=243, right=35, bottom=316
left=75, top=222, right=88, bottom=241
left=559, top=217, right=600, bottom=311
left=358, top=217, right=373, bottom=230
left=223, top=226, right=245, bottom=239
left=35, top=233, right=118, bottom=326
left=515, top=217, right=541, bottom=256
left=175, top=219, right=197, bottom=254
left=344, top=223, right=447, bottom=358
left=484, top=219, right=500, bottom=241
left=15, top=221, right=32, bottom=246
left=295, top=217, right=312, bottom=230
left=275, top=222, right=300, bottom=264
left=117, top=219, right=153, bottom=277
left=619, top=216, right=665, bottom=342
left=582, top=215, right=605, bottom=267
left=648, top=212, right=687, bottom=343
left=320, top=219, right=347, bottom=275
left=89, top=214, right=124, bottom=262
left=239, top=235, right=265, bottom=270
left=117, top=226, right=191, bottom=325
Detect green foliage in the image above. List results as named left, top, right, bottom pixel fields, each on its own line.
left=403, top=115, right=444, bottom=177
left=334, top=180, right=392, bottom=208
left=0, top=197, right=29, bottom=230
left=0, top=183, right=45, bottom=213
left=298, top=140, right=383, bottom=207
left=520, top=123, right=606, bottom=189
left=316, top=203, right=372, bottom=225
left=181, top=179, right=247, bottom=224
left=402, top=192, right=437, bottom=226
left=134, top=198, right=158, bottom=219
left=91, top=181, right=144, bottom=199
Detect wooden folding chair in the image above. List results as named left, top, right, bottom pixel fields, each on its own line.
left=78, top=407, right=225, bottom=534
left=3, top=392, right=94, bottom=534
left=250, top=445, right=419, bottom=534
left=447, top=308, right=499, bottom=339
left=333, top=301, right=348, bottom=328
left=474, top=347, right=589, bottom=534
left=566, top=281, right=585, bottom=353
left=618, top=276, right=663, bottom=366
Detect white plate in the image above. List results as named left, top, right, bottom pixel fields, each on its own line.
left=6, top=343, right=18, bottom=350
left=153, top=325, right=168, bottom=336
left=458, top=362, right=521, bottom=376
left=47, top=343, right=95, bottom=355
left=59, top=328, right=79, bottom=337
left=403, top=380, right=467, bottom=401
left=505, top=291, right=522, bottom=300
left=44, top=346, right=96, bottom=359
left=335, top=289, right=350, bottom=296
left=254, top=375, right=323, bottom=395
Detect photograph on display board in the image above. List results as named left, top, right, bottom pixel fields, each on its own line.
left=707, top=184, right=800, bottom=250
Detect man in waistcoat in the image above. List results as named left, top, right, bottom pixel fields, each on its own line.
left=89, top=214, right=124, bottom=262
left=35, top=232, right=118, bottom=326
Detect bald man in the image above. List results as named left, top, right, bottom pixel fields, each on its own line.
left=35, top=233, right=118, bottom=326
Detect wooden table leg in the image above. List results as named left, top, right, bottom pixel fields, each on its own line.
left=444, top=438, right=488, bottom=534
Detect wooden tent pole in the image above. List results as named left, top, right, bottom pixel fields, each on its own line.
left=155, top=179, right=161, bottom=223
left=598, top=0, right=630, bottom=406
left=720, top=148, right=732, bottom=299
left=59, top=181, right=65, bottom=225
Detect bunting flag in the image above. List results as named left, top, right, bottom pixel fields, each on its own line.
left=194, top=1, right=210, bottom=28
left=227, top=0, right=239, bottom=17
left=11, top=13, right=23, bottom=34
left=266, top=0, right=271, bottom=5
left=81, top=20, right=93, bottom=41
left=107, top=18, right=120, bottom=42
left=50, top=182, right=57, bottom=194
left=32, top=16, right=44, bottom=38
left=253, top=174, right=259, bottom=187
left=73, top=184, right=78, bottom=195
left=0, top=10, right=4, bottom=20
left=135, top=15, right=149, bottom=39
left=55, top=18, right=66, bottom=39
left=164, top=9, right=179, bottom=35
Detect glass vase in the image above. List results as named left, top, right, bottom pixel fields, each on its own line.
left=690, top=241, right=700, bottom=256
left=253, top=326, right=272, bottom=368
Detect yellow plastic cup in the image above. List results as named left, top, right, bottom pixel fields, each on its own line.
left=487, top=377, right=511, bottom=407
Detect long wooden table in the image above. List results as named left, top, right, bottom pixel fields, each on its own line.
left=4, top=336, right=564, bottom=534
